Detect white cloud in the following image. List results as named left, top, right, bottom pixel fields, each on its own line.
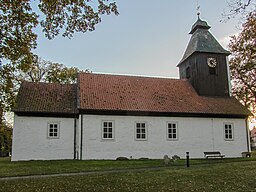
left=219, top=32, right=239, bottom=50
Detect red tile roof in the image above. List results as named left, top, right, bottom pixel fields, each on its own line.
left=14, top=82, right=77, bottom=115
left=14, top=73, right=251, bottom=117
left=78, top=73, right=251, bottom=116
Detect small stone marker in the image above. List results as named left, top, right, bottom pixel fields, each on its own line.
left=163, top=155, right=171, bottom=165
left=172, top=155, right=180, bottom=162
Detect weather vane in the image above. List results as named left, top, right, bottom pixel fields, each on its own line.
left=196, top=0, right=201, bottom=18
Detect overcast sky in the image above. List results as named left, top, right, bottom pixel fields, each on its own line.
left=33, top=0, right=241, bottom=78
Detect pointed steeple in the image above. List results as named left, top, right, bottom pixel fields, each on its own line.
left=178, top=16, right=230, bottom=66
left=177, top=15, right=232, bottom=97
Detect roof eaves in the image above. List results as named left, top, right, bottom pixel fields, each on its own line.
left=79, top=108, right=250, bottom=118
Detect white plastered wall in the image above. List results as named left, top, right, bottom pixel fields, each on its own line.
left=81, top=115, right=249, bottom=159
left=12, top=115, right=75, bottom=161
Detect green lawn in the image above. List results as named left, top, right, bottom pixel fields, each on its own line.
left=0, top=157, right=164, bottom=178
left=0, top=158, right=256, bottom=192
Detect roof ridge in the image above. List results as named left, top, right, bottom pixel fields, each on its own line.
left=79, top=72, right=180, bottom=80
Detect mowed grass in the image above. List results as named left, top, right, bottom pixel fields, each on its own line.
left=1, top=156, right=256, bottom=192
left=0, top=159, right=256, bottom=192
left=1, top=156, right=256, bottom=178
left=0, top=157, right=163, bottom=178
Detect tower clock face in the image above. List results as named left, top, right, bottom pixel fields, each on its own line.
left=207, top=57, right=217, bottom=68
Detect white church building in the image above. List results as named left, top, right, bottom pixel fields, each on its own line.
left=11, top=17, right=251, bottom=161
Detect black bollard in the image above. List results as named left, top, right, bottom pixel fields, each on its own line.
left=186, top=152, right=190, bottom=168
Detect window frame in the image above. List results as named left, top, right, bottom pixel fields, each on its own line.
left=135, top=122, right=148, bottom=141
left=101, top=120, right=115, bottom=140
left=224, top=122, right=234, bottom=141
left=166, top=122, right=178, bottom=141
left=47, top=122, right=60, bottom=139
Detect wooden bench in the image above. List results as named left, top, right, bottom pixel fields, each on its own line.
left=204, top=151, right=225, bottom=159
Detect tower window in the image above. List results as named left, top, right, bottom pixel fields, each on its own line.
left=209, top=67, right=216, bottom=75
left=186, top=67, right=191, bottom=79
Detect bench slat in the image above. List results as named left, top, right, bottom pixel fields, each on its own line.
left=204, top=151, right=225, bottom=159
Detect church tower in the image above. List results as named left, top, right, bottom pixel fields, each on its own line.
left=177, top=16, right=231, bottom=97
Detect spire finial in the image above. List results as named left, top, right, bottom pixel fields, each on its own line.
left=196, top=1, right=201, bottom=19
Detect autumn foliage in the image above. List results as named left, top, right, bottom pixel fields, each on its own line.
left=229, top=12, right=256, bottom=116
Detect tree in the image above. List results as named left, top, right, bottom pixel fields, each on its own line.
left=223, top=0, right=255, bottom=20
left=0, top=120, right=12, bottom=157
left=0, top=63, right=16, bottom=114
left=19, top=55, right=83, bottom=84
left=0, top=56, right=83, bottom=122
left=229, top=12, right=256, bottom=115
left=1, top=1, right=109, bottom=120
left=0, top=0, right=119, bottom=65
